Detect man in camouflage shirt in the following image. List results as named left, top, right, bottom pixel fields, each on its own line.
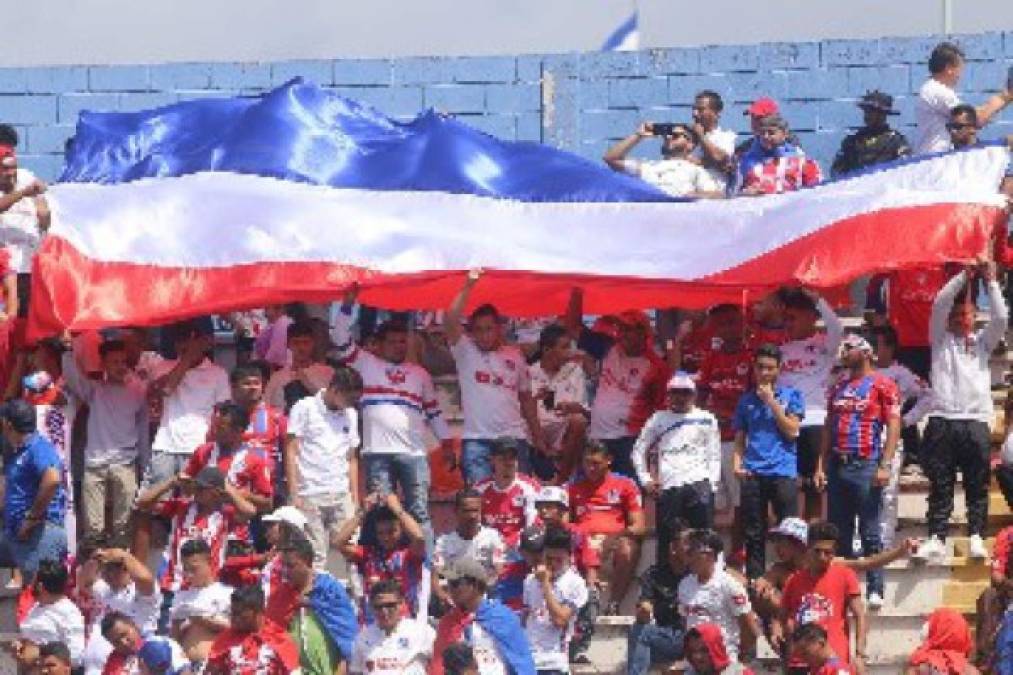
left=831, top=91, right=911, bottom=178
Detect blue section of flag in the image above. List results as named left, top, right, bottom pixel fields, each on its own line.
left=60, top=78, right=671, bottom=204
left=601, top=11, right=639, bottom=51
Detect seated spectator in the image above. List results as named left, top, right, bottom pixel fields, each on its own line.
left=628, top=523, right=691, bottom=675
left=907, top=608, right=977, bottom=675
left=430, top=558, right=535, bottom=675
left=947, top=104, right=980, bottom=150
left=568, top=441, right=645, bottom=615
left=218, top=364, right=287, bottom=495
left=443, top=642, right=480, bottom=675
left=61, top=339, right=148, bottom=547
left=830, top=90, right=911, bottom=178
left=77, top=546, right=161, bottom=674
left=914, top=41, right=1011, bottom=154
left=445, top=271, right=545, bottom=483
left=284, top=366, right=363, bottom=570
left=529, top=323, right=589, bottom=481
left=522, top=526, right=588, bottom=673
left=349, top=579, right=435, bottom=674
left=99, top=611, right=190, bottom=674
left=691, top=90, right=737, bottom=190
left=37, top=642, right=72, bottom=675
left=168, top=539, right=232, bottom=668
left=432, top=489, right=506, bottom=609
left=264, top=537, right=358, bottom=675
left=683, top=623, right=754, bottom=675
left=333, top=493, right=427, bottom=621
left=18, top=560, right=85, bottom=668
left=678, top=530, right=759, bottom=662
left=633, top=372, right=720, bottom=549
left=265, top=320, right=334, bottom=412
left=254, top=305, right=293, bottom=370
left=793, top=623, right=856, bottom=675
left=136, top=467, right=256, bottom=594
left=774, top=521, right=866, bottom=671
left=603, top=121, right=725, bottom=198
left=205, top=585, right=300, bottom=675
left=736, top=115, right=821, bottom=195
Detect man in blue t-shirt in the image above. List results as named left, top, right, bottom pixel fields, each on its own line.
left=0, top=399, right=67, bottom=578
left=732, top=343, right=804, bottom=579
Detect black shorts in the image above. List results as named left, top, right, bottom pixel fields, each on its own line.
left=796, top=426, right=822, bottom=480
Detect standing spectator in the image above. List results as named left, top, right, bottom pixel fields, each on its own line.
left=603, top=122, right=724, bottom=198
left=691, top=90, right=737, bottom=190
left=522, top=527, right=588, bottom=674
left=445, top=271, right=545, bottom=483
left=333, top=288, right=451, bottom=535
left=430, top=558, right=535, bottom=675
left=144, top=320, right=230, bottom=497
left=222, top=364, right=287, bottom=496
left=774, top=521, right=867, bottom=670
left=284, top=367, right=363, bottom=570
left=18, top=561, right=85, bottom=668
left=677, top=530, right=759, bottom=662
left=99, top=612, right=189, bottom=675
left=947, top=104, right=981, bottom=150
left=0, top=398, right=67, bottom=578
left=733, top=344, right=803, bottom=578
left=778, top=288, right=844, bottom=520
left=168, top=539, right=233, bottom=667
left=914, top=41, right=1011, bottom=154
left=683, top=624, right=755, bottom=675
left=205, top=585, right=300, bottom=675
left=632, top=372, right=720, bottom=551
left=350, top=580, right=435, bottom=674
left=736, top=115, right=822, bottom=195
left=793, top=624, right=857, bottom=675
left=568, top=441, right=645, bottom=614
left=830, top=91, right=911, bottom=178
left=265, top=320, right=333, bottom=412
left=529, top=323, right=589, bottom=481
left=433, top=489, right=506, bottom=608
left=907, top=608, right=975, bottom=675
left=628, top=524, right=691, bottom=675
left=333, top=493, right=427, bottom=621
left=254, top=306, right=293, bottom=370
left=817, top=333, right=900, bottom=609
left=62, top=340, right=148, bottom=547
left=264, top=537, right=358, bottom=675
left=915, top=261, right=1007, bottom=562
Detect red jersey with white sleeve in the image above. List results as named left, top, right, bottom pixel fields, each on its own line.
left=206, top=623, right=301, bottom=675
left=568, top=472, right=643, bottom=536
left=449, top=335, right=531, bottom=439
left=156, top=499, right=235, bottom=592
left=474, top=474, right=541, bottom=548
left=589, top=348, right=652, bottom=440
left=183, top=441, right=272, bottom=541
left=697, top=347, right=753, bottom=441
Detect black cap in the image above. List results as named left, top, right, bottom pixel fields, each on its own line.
left=858, top=90, right=899, bottom=115
left=490, top=437, right=521, bottom=456
left=0, top=399, right=37, bottom=434
left=519, top=525, right=546, bottom=552
left=194, top=466, right=226, bottom=490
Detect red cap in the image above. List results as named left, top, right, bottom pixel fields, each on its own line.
left=744, top=97, right=779, bottom=118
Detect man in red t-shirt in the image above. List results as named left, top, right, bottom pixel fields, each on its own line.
left=792, top=623, right=856, bottom=675
left=205, top=584, right=300, bottom=675
left=568, top=441, right=645, bottom=613
left=775, top=521, right=866, bottom=673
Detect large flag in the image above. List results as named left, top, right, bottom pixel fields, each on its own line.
left=601, top=11, right=640, bottom=52
left=29, top=79, right=1009, bottom=337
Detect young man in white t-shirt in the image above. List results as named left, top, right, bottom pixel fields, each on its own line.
left=350, top=579, right=435, bottom=675
left=603, top=121, right=725, bottom=198
left=691, top=90, right=737, bottom=191
left=677, top=530, right=760, bottom=662
left=445, top=270, right=546, bottom=484
left=285, top=366, right=363, bottom=570
left=522, top=526, right=589, bottom=674
left=169, top=539, right=233, bottom=668
left=432, top=488, right=506, bottom=608
left=914, top=40, right=1011, bottom=154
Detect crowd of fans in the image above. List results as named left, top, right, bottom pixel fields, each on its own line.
left=0, top=39, right=1009, bottom=675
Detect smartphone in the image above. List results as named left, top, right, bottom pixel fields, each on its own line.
left=543, top=390, right=556, bottom=410
left=651, top=122, right=677, bottom=137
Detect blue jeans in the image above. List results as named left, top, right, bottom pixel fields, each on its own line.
left=0, top=521, right=67, bottom=578
left=364, top=454, right=433, bottom=547
left=460, top=438, right=532, bottom=485
left=827, top=455, right=883, bottom=595
left=627, top=623, right=684, bottom=675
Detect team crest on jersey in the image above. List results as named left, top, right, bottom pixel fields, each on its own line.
left=796, top=592, right=834, bottom=626
left=387, top=369, right=407, bottom=384
left=512, top=495, right=525, bottom=508
left=398, top=636, right=410, bottom=648
left=736, top=363, right=749, bottom=376
left=606, top=489, right=621, bottom=504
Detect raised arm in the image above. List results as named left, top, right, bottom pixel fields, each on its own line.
left=930, top=269, right=968, bottom=345
left=0, top=179, right=45, bottom=214
left=562, top=287, right=584, bottom=342
left=330, top=284, right=371, bottom=366
left=975, top=90, right=1012, bottom=127
left=222, top=482, right=257, bottom=521
left=101, top=548, right=156, bottom=596
left=445, top=270, right=482, bottom=346
left=60, top=349, right=95, bottom=403
left=136, top=474, right=181, bottom=512
left=603, top=123, right=651, bottom=171
left=814, top=295, right=844, bottom=351
left=981, top=260, right=1009, bottom=352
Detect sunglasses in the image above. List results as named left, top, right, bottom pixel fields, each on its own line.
left=371, top=601, right=400, bottom=612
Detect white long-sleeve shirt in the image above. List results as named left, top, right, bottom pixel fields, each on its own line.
left=778, top=297, right=844, bottom=427
left=331, top=308, right=450, bottom=455
left=879, top=362, right=935, bottom=427
left=631, top=407, right=721, bottom=490
left=928, top=272, right=1009, bottom=422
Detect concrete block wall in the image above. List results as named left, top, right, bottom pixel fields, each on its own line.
left=1, top=31, right=1011, bottom=182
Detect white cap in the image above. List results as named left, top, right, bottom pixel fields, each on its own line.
left=262, top=505, right=308, bottom=530
left=666, top=371, right=696, bottom=392
left=535, top=485, right=569, bottom=507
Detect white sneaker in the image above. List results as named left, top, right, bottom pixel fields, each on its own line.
left=968, top=534, right=989, bottom=560
left=912, top=536, right=947, bottom=563
left=866, top=592, right=884, bottom=610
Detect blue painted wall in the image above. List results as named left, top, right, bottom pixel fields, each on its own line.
left=2, top=32, right=1011, bottom=182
